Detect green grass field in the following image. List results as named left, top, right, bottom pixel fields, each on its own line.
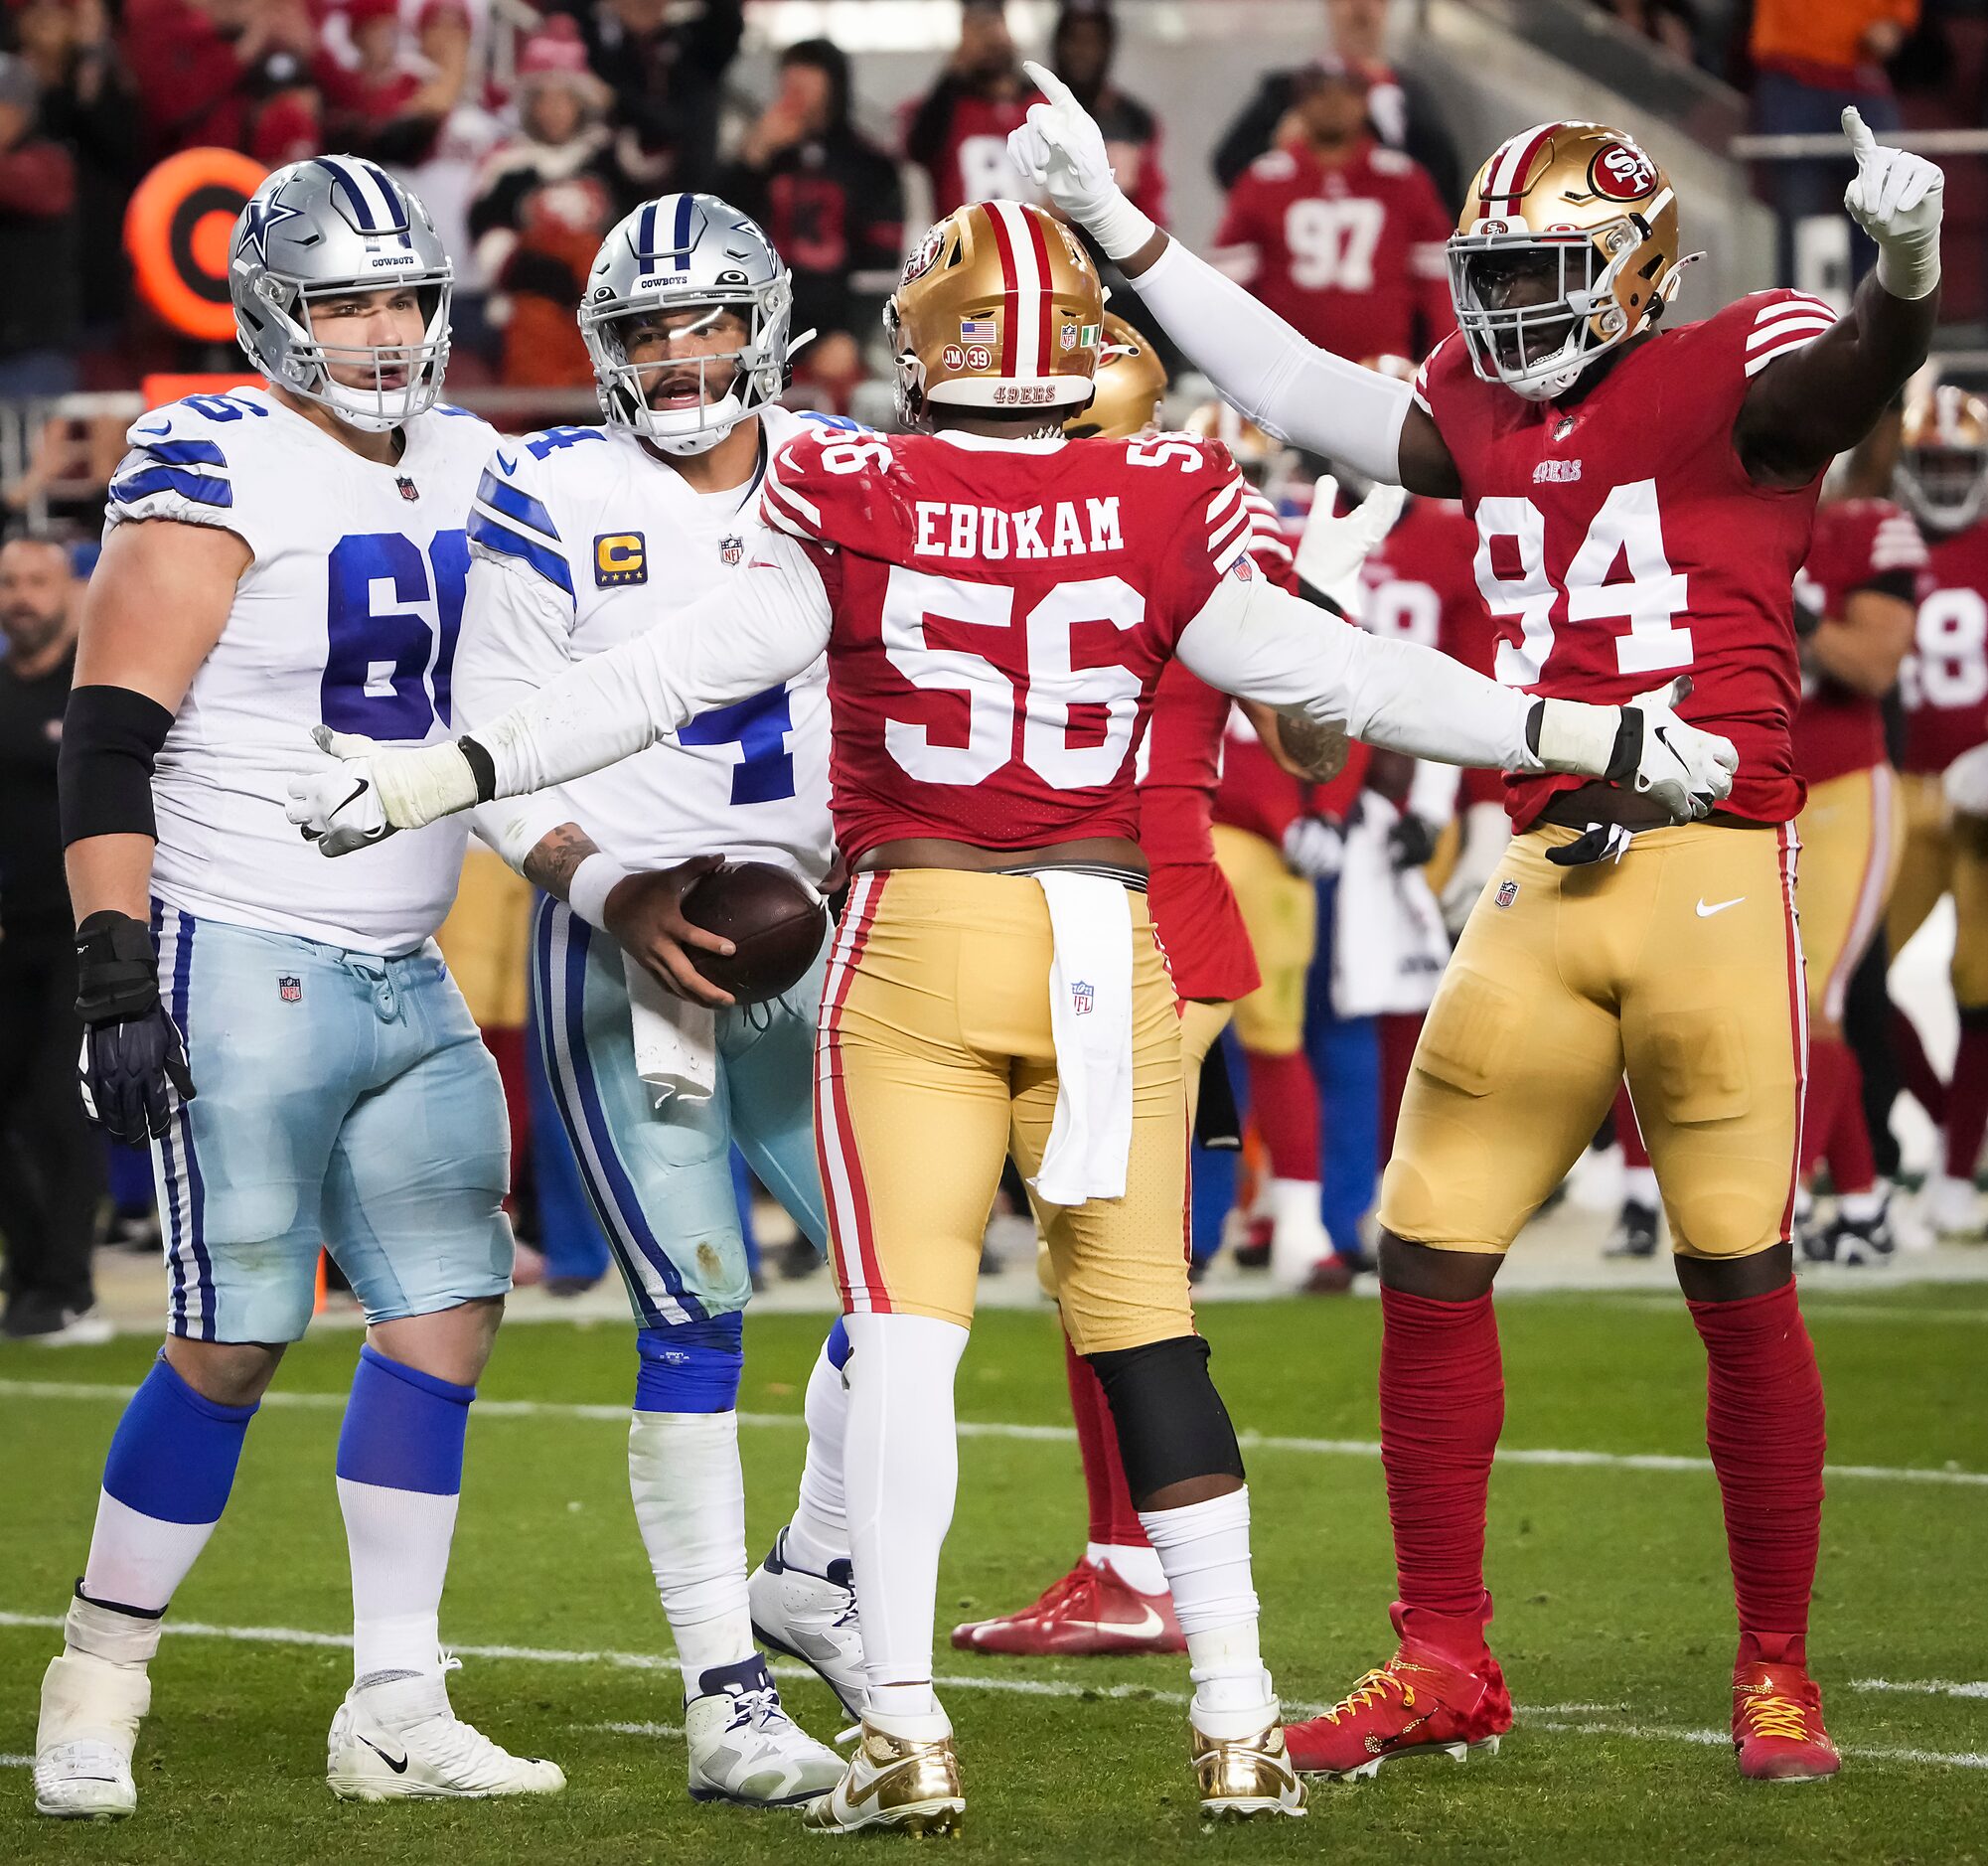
left=2, top=1286, right=1985, bottom=1865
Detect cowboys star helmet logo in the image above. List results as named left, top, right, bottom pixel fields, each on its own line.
left=236, top=184, right=309, bottom=268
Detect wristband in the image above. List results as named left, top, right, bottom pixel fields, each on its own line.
left=1085, top=190, right=1160, bottom=264
left=567, top=854, right=637, bottom=932
left=1876, top=233, right=1940, bottom=303
left=1527, top=697, right=1626, bottom=778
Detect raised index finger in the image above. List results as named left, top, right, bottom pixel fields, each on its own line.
left=1022, top=60, right=1076, bottom=108
left=1840, top=105, right=1879, bottom=163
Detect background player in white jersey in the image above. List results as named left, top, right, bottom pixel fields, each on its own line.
left=452, top=192, right=850, bottom=1807
left=35, top=156, right=562, bottom=1818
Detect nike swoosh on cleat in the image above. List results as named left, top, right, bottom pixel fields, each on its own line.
left=1060, top=1605, right=1167, bottom=1639
left=360, top=1736, right=409, bottom=1774
left=1695, top=896, right=1745, bottom=917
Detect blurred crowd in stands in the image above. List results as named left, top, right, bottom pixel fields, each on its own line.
left=0, top=0, right=1980, bottom=417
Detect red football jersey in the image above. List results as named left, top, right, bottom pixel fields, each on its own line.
left=1353, top=496, right=1503, bottom=808
left=1213, top=138, right=1454, bottom=363
left=1902, top=518, right=1988, bottom=775
left=907, top=91, right=1032, bottom=217
left=759, top=426, right=1251, bottom=863
left=1791, top=498, right=1924, bottom=785
left=1414, top=291, right=1831, bottom=831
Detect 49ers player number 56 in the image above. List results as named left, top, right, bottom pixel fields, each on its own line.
left=1017, top=69, right=1944, bottom=1786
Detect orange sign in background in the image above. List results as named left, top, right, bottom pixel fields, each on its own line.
left=124, top=148, right=268, bottom=343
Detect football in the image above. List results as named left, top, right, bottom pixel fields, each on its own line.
left=680, top=859, right=829, bottom=1004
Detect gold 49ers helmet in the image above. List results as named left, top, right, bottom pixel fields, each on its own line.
left=1898, top=384, right=1988, bottom=535
left=1183, top=399, right=1292, bottom=493
left=1064, top=312, right=1166, bottom=439
left=1450, top=121, right=1693, bottom=401
left=886, top=200, right=1105, bottom=424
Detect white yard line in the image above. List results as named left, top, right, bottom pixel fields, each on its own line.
left=1, top=1610, right=1980, bottom=1778
left=4, top=1378, right=1983, bottom=1488
left=1850, top=1678, right=1988, bottom=1700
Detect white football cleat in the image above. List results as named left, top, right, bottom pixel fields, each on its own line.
left=1926, top=1171, right=1983, bottom=1240
left=326, top=1664, right=565, bottom=1801
left=748, top=1527, right=866, bottom=1721
left=802, top=1706, right=965, bottom=1836
left=685, top=1655, right=844, bottom=1806
left=34, top=1650, right=148, bottom=1819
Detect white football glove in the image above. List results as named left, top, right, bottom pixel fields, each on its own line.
left=1005, top=60, right=1157, bottom=261
left=1282, top=812, right=1347, bottom=880
left=1295, top=474, right=1406, bottom=619
left=1842, top=106, right=1943, bottom=301
left=1438, top=800, right=1511, bottom=938
left=1944, top=741, right=1988, bottom=819
left=1616, top=676, right=1739, bottom=822
left=284, top=725, right=480, bottom=856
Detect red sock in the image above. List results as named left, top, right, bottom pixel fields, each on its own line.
left=1891, top=1003, right=1947, bottom=1125
left=482, top=1026, right=530, bottom=1207
left=1800, top=1037, right=1855, bottom=1182
left=1063, top=1326, right=1147, bottom=1548
left=1246, top=1048, right=1320, bottom=1180
left=1615, top=1081, right=1649, bottom=1169
left=1687, top=1282, right=1825, bottom=1670
left=1823, top=1042, right=1877, bottom=1195
left=1946, top=1015, right=1988, bottom=1181
left=1378, top=1012, right=1424, bottom=1159
left=1379, top=1285, right=1502, bottom=1660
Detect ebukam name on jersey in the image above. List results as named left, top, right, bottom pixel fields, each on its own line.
left=911, top=496, right=1125, bottom=562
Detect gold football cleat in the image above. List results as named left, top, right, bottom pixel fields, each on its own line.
left=801, top=1717, right=965, bottom=1837
left=1192, top=1717, right=1308, bottom=1821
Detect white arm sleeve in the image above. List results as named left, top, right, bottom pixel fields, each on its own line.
left=472, top=532, right=835, bottom=802
left=455, top=551, right=591, bottom=871
left=1137, top=239, right=1414, bottom=484
left=1175, top=572, right=1539, bottom=772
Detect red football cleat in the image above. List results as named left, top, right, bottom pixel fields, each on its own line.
left=1733, top=1657, right=1841, bottom=1782
left=950, top=1560, right=1186, bottom=1656
left=1286, top=1608, right=1512, bottom=1780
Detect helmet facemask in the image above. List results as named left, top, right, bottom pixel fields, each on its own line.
left=583, top=279, right=802, bottom=457
left=1900, top=438, right=1988, bottom=535
left=1449, top=226, right=1657, bottom=401
left=246, top=272, right=452, bottom=433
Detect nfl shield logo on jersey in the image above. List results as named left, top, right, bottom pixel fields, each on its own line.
left=395, top=475, right=419, bottom=502
left=278, top=975, right=303, bottom=1003
left=720, top=534, right=745, bottom=566
left=1071, top=980, right=1096, bottom=1016
left=1495, top=879, right=1519, bottom=910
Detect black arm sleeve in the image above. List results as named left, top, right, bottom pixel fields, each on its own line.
left=58, top=684, right=174, bottom=847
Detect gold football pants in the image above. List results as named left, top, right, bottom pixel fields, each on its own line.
left=816, top=869, right=1193, bottom=1353
left=1211, top=825, right=1314, bottom=1055
left=1380, top=820, right=1803, bottom=1259
left=1794, top=763, right=1902, bottom=1027
left=1888, top=770, right=1988, bottom=1009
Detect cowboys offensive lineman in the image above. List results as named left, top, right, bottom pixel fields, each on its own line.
left=448, top=194, right=857, bottom=1805
left=35, top=157, right=561, bottom=1816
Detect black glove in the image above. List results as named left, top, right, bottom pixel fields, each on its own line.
left=75, top=910, right=196, bottom=1145
left=1388, top=810, right=1440, bottom=872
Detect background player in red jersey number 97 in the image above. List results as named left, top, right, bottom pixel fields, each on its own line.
left=286, top=197, right=1745, bottom=1833
left=1013, top=71, right=1944, bottom=1786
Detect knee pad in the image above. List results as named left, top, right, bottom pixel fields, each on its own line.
left=1086, top=1333, right=1244, bottom=1504
left=634, top=1312, right=744, bottom=1413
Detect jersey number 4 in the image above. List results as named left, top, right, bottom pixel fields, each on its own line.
left=322, top=531, right=470, bottom=738
left=1472, top=478, right=1691, bottom=685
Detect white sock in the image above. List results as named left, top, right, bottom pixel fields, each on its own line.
left=784, top=1333, right=851, bottom=1576
left=1623, top=1166, right=1659, bottom=1205
left=82, top=1493, right=218, bottom=1622
left=1840, top=1186, right=1888, bottom=1224
left=1086, top=1540, right=1168, bottom=1597
left=627, top=1410, right=756, bottom=1696
left=843, top=1312, right=969, bottom=1719
left=1139, top=1486, right=1275, bottom=1736
left=336, top=1477, right=459, bottom=1681
left=1269, top=1179, right=1332, bottom=1285
left=64, top=1589, right=163, bottom=1669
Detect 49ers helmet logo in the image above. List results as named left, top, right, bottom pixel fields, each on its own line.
left=1589, top=140, right=1658, bottom=201
left=901, top=224, right=945, bottom=285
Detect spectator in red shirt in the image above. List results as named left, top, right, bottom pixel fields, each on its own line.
left=120, top=0, right=321, bottom=165
left=903, top=0, right=1032, bottom=214
left=1211, top=59, right=1453, bottom=364
left=575, top=0, right=742, bottom=195
left=717, top=38, right=903, bottom=409
left=317, top=0, right=423, bottom=142
left=0, top=55, right=79, bottom=396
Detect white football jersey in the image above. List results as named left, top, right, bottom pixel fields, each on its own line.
left=104, top=387, right=495, bottom=953
left=453, top=406, right=835, bottom=886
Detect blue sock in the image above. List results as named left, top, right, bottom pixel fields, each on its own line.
left=635, top=1312, right=745, bottom=1413
left=336, top=1342, right=475, bottom=1681
left=82, top=1353, right=256, bottom=1615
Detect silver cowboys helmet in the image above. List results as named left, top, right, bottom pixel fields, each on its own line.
left=580, top=194, right=808, bottom=456
left=229, top=154, right=453, bottom=433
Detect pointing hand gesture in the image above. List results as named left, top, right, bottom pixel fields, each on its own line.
left=1841, top=106, right=1943, bottom=300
